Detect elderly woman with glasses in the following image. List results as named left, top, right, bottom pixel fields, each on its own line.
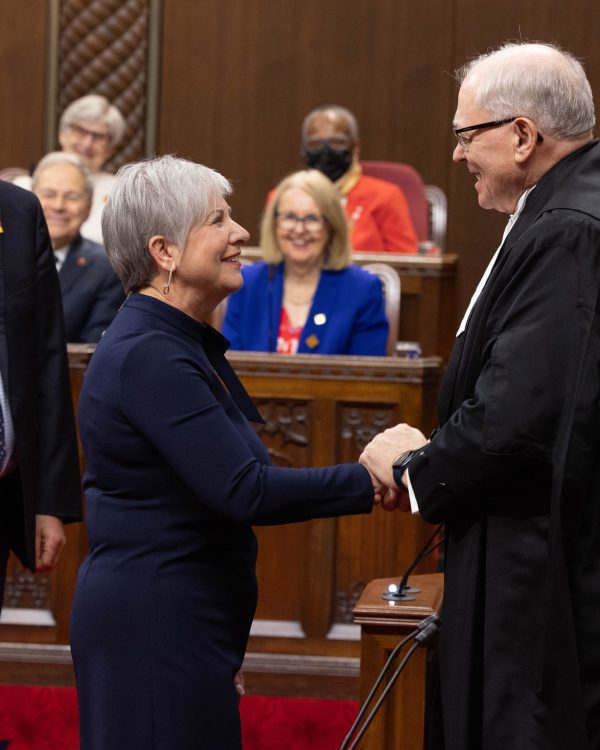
left=70, top=155, right=383, bottom=750
left=15, top=94, right=125, bottom=244
left=222, top=169, right=389, bottom=355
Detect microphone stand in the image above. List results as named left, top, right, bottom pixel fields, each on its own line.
left=340, top=614, right=441, bottom=750
left=382, top=523, right=444, bottom=602
left=341, top=525, right=444, bottom=748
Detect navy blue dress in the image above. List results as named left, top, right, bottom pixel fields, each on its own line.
left=70, top=294, right=373, bottom=750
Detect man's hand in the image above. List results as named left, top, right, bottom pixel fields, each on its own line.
left=234, top=669, right=245, bottom=697
left=35, top=514, right=66, bottom=572
left=360, top=423, right=428, bottom=490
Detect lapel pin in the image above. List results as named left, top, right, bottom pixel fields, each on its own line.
left=305, top=334, right=320, bottom=349
left=313, top=313, right=326, bottom=326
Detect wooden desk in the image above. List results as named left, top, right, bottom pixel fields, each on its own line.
left=353, top=574, right=443, bottom=749
left=0, top=348, right=443, bottom=697
left=239, top=247, right=458, bottom=361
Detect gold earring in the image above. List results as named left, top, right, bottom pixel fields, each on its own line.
left=163, top=264, right=174, bottom=295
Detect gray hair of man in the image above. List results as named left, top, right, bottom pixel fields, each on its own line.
left=301, top=105, right=360, bottom=143
left=102, top=155, right=232, bottom=294
left=456, top=42, right=595, bottom=140
left=32, top=151, right=94, bottom=201
left=59, top=94, right=127, bottom=147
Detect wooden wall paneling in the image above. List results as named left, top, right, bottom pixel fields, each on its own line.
left=159, top=0, right=455, bottom=250
left=0, top=0, right=49, bottom=170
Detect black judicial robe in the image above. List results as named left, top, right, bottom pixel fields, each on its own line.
left=400, top=140, right=600, bottom=750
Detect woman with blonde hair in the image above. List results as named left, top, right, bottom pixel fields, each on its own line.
left=223, top=169, right=388, bottom=354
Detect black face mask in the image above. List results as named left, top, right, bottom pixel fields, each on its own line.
left=301, top=144, right=353, bottom=182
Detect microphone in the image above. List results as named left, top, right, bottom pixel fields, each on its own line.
left=382, top=523, right=444, bottom=602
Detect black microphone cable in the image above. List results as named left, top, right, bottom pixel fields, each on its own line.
left=339, top=614, right=441, bottom=750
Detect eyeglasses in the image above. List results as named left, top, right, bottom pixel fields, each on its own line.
left=68, top=122, right=112, bottom=145
left=36, top=188, right=89, bottom=205
left=275, top=211, right=326, bottom=233
left=453, top=117, right=544, bottom=151
left=303, top=136, right=352, bottom=153
left=453, top=117, right=516, bottom=150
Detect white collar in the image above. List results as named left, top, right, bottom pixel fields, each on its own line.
left=456, top=186, right=536, bottom=337
left=53, top=245, right=70, bottom=272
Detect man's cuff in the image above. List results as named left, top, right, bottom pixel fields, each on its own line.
left=405, top=469, right=420, bottom=514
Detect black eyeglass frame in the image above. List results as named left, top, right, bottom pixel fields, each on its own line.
left=454, top=116, right=544, bottom=147
left=453, top=117, right=517, bottom=136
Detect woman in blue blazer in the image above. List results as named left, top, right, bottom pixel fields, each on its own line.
left=222, top=170, right=388, bottom=355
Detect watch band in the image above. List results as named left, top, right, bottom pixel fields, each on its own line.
left=394, top=449, right=416, bottom=474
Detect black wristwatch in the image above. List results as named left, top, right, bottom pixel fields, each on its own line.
left=394, top=449, right=416, bottom=474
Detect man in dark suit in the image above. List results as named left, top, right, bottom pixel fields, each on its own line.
left=32, top=152, right=124, bottom=342
left=360, top=42, right=600, bottom=749
left=0, top=179, right=82, bottom=612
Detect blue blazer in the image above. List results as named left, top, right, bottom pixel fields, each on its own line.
left=222, top=261, right=388, bottom=355
left=59, top=235, right=124, bottom=342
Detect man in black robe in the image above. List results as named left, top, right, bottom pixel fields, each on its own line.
left=361, top=42, right=600, bottom=750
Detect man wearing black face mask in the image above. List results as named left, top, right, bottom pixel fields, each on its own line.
left=299, top=105, right=418, bottom=253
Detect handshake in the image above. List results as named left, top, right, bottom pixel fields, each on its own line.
left=359, top=423, right=429, bottom=512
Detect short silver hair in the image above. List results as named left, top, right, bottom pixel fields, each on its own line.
left=59, top=94, right=126, bottom=147
left=302, top=105, right=360, bottom=143
left=456, top=42, right=595, bottom=139
left=102, top=155, right=232, bottom=294
left=32, top=151, right=94, bottom=200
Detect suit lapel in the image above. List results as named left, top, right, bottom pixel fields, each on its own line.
left=299, top=270, right=339, bottom=353
left=267, top=265, right=284, bottom=351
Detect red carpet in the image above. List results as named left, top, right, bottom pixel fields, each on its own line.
left=0, top=685, right=358, bottom=749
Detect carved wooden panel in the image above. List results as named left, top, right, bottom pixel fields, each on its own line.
left=4, top=567, right=50, bottom=611
left=253, top=398, right=311, bottom=468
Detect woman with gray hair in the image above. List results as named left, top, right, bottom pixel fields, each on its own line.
left=15, top=94, right=126, bottom=243
left=70, top=155, right=381, bottom=749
